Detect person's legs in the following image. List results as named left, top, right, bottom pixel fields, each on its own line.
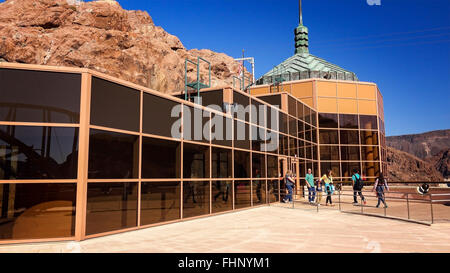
left=308, top=187, right=312, bottom=202
left=311, top=187, right=316, bottom=203
left=353, top=189, right=358, bottom=203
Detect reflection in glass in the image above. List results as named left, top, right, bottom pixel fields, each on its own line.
left=288, top=97, right=297, bottom=117
left=341, top=162, right=361, bottom=178
left=361, top=146, right=380, bottom=161
left=143, top=93, right=181, bottom=138
left=362, top=161, right=380, bottom=177
left=142, top=137, right=181, bottom=178
left=359, top=115, right=378, bottom=130
left=340, top=146, right=361, bottom=161
left=183, top=143, right=210, bottom=179
left=320, top=162, right=340, bottom=177
left=86, top=182, right=138, bottom=235
left=183, top=181, right=210, bottom=218
left=0, top=183, right=76, bottom=240
left=211, top=115, right=232, bottom=147
left=0, top=69, right=81, bottom=123
left=267, top=155, right=278, bottom=178
left=252, top=152, right=266, bottom=178
left=320, top=145, right=340, bottom=161
left=234, top=120, right=250, bottom=149
left=212, top=181, right=232, bottom=213
left=140, top=182, right=180, bottom=225
left=339, top=114, right=358, bottom=129
left=0, top=125, right=78, bottom=179
left=252, top=180, right=266, bottom=205
left=234, top=150, right=250, bottom=178
left=268, top=180, right=279, bottom=202
left=234, top=181, right=251, bottom=209
left=360, top=130, right=379, bottom=146
left=288, top=116, right=297, bottom=137
left=88, top=129, right=139, bottom=179
left=90, top=77, right=140, bottom=132
left=318, top=113, right=338, bottom=128
left=212, top=147, right=232, bottom=178
left=340, top=130, right=360, bottom=145
left=319, top=129, right=339, bottom=144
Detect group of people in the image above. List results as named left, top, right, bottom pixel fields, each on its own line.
left=305, top=168, right=335, bottom=206
left=283, top=168, right=389, bottom=208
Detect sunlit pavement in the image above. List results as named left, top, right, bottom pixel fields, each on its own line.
left=1, top=206, right=449, bottom=253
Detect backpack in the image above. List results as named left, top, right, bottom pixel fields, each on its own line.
left=354, top=175, right=364, bottom=190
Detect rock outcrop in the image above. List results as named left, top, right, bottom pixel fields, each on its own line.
left=386, top=146, right=444, bottom=182
left=0, top=0, right=248, bottom=93
left=426, top=149, right=450, bottom=179
left=386, top=129, right=450, bottom=159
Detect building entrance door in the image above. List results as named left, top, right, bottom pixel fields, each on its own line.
left=278, top=157, right=300, bottom=200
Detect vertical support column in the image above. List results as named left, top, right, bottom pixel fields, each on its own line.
left=75, top=72, right=92, bottom=241
left=137, top=90, right=143, bottom=227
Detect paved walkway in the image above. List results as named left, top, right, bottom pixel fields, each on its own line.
left=1, top=206, right=449, bottom=253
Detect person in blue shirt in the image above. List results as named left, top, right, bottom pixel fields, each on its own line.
left=283, top=170, right=295, bottom=203
left=305, top=168, right=315, bottom=204
left=352, top=169, right=366, bottom=205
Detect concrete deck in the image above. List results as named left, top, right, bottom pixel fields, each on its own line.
left=0, top=206, right=449, bottom=253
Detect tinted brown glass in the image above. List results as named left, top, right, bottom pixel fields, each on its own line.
left=0, top=183, right=76, bottom=240
left=88, top=129, right=139, bottom=179
left=143, top=93, right=182, bottom=138
left=212, top=181, right=233, bottom=213
left=252, top=152, right=266, bottom=178
left=183, top=181, right=210, bottom=218
left=234, top=150, right=250, bottom=178
left=183, top=143, right=210, bottom=179
left=268, top=180, right=279, bottom=202
left=319, top=129, right=339, bottom=144
left=90, top=77, right=140, bottom=132
left=319, top=113, right=338, bottom=128
left=211, top=114, right=232, bottom=147
left=339, top=114, right=359, bottom=129
left=0, top=69, right=81, bottom=123
left=0, top=125, right=78, bottom=179
left=252, top=180, right=266, bottom=205
left=234, top=180, right=251, bottom=209
left=86, top=182, right=138, bottom=235
left=140, top=182, right=181, bottom=225
left=141, top=137, right=181, bottom=178
left=211, top=147, right=232, bottom=178
left=340, top=130, right=360, bottom=145
left=341, top=146, right=361, bottom=161
left=359, top=115, right=378, bottom=130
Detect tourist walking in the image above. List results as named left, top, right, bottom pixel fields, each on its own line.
left=352, top=169, right=367, bottom=205
left=315, top=177, right=323, bottom=206
left=373, top=172, right=389, bottom=208
left=283, top=170, right=295, bottom=203
left=322, top=170, right=334, bottom=206
left=305, top=168, right=315, bottom=204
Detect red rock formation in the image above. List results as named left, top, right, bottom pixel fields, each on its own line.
left=386, top=146, right=444, bottom=182
left=0, top=0, right=248, bottom=93
left=426, top=149, right=450, bottom=179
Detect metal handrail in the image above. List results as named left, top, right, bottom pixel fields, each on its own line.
left=272, top=186, right=450, bottom=225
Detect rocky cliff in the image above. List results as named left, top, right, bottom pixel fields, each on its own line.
left=0, top=0, right=248, bottom=93
left=386, top=129, right=450, bottom=159
left=386, top=146, right=444, bottom=182
left=425, top=149, right=450, bottom=179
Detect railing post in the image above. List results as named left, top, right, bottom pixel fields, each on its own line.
left=338, top=187, right=341, bottom=211
left=406, top=193, right=410, bottom=220
left=360, top=190, right=363, bottom=214
left=430, top=194, right=434, bottom=224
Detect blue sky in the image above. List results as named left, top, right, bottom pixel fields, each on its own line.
left=2, top=0, right=449, bottom=136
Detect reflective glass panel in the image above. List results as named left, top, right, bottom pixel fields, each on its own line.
left=88, top=129, right=139, bottom=179
left=183, top=181, right=210, bottom=218
left=212, top=180, right=233, bottom=213
left=86, top=182, right=138, bottom=235
left=234, top=180, right=251, bottom=209
left=0, top=183, right=76, bottom=240
left=0, top=69, right=81, bottom=123
left=0, top=125, right=78, bottom=179
left=90, top=77, right=140, bottom=132
left=141, top=137, right=181, bottom=179
left=140, top=182, right=180, bottom=225
left=183, top=143, right=210, bottom=179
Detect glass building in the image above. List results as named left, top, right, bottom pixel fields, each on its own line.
left=0, top=1, right=385, bottom=244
